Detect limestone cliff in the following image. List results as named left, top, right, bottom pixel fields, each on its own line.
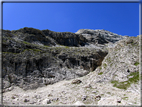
left=2, top=27, right=140, bottom=106
left=2, top=27, right=108, bottom=90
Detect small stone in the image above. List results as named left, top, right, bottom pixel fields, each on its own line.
left=24, top=98, right=29, bottom=102
left=117, top=97, right=121, bottom=103
left=74, top=101, right=85, bottom=106
left=30, top=101, right=35, bottom=104
left=117, top=100, right=121, bottom=103
left=92, top=91, right=97, bottom=93
left=82, top=95, right=87, bottom=101
left=11, top=94, right=18, bottom=99
left=3, top=80, right=11, bottom=89
left=8, top=86, right=14, bottom=91
left=48, top=93, right=53, bottom=97
left=95, top=95, right=101, bottom=100
left=42, top=98, right=51, bottom=104
left=34, top=95, right=41, bottom=99
left=71, top=79, right=82, bottom=84
left=52, top=98, right=59, bottom=101
left=11, top=96, right=16, bottom=99
left=84, top=84, right=92, bottom=88
left=23, top=94, right=29, bottom=98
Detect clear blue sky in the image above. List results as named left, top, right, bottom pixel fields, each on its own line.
left=3, top=3, right=139, bottom=36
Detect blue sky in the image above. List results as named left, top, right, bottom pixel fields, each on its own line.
left=3, top=2, right=139, bottom=36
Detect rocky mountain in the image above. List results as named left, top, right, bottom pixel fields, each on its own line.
left=2, top=27, right=140, bottom=106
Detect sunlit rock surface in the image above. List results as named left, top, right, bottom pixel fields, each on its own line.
left=2, top=27, right=140, bottom=106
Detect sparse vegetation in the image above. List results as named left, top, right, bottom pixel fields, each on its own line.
left=98, top=72, right=103, bottom=75
left=2, top=52, right=18, bottom=54
left=103, top=63, right=107, bottom=68
left=111, top=71, right=139, bottom=90
left=134, top=62, right=139, bottom=66
left=23, top=41, right=32, bottom=45
left=106, top=92, right=111, bottom=94
left=122, top=97, right=128, bottom=100
left=106, top=57, right=111, bottom=63
left=99, top=66, right=102, bottom=70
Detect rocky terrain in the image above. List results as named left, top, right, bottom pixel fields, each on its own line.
left=1, top=27, right=141, bottom=106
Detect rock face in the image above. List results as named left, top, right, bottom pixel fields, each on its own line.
left=2, top=27, right=108, bottom=90
left=42, top=29, right=87, bottom=46
left=76, top=29, right=127, bottom=44
left=94, top=36, right=140, bottom=90
left=2, top=28, right=140, bottom=106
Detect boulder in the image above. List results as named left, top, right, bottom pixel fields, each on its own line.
left=71, top=79, right=82, bottom=84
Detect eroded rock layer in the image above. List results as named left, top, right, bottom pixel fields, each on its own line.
left=2, top=27, right=108, bottom=90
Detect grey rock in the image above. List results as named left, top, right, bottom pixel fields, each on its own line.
left=42, top=98, right=51, bottom=104
left=3, top=80, right=11, bottom=89
left=117, top=100, right=121, bottom=103
left=75, top=29, right=126, bottom=46
left=24, top=98, right=29, bottom=102
left=74, top=101, right=85, bottom=106
left=42, top=29, right=87, bottom=46
left=71, top=79, right=82, bottom=84
left=95, top=95, right=101, bottom=100
left=11, top=95, right=17, bottom=99
left=84, top=84, right=92, bottom=88
left=52, top=98, right=59, bottom=101
left=92, top=91, right=97, bottom=93
left=8, top=86, right=14, bottom=91
left=34, top=95, right=41, bottom=99
left=82, top=95, right=87, bottom=101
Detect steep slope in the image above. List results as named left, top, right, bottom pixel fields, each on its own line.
left=94, top=36, right=140, bottom=90
left=2, top=27, right=140, bottom=106
left=2, top=27, right=108, bottom=91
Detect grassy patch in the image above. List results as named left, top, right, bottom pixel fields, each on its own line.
left=134, top=62, right=139, bottom=66
left=122, top=97, right=128, bottom=100
left=99, top=66, right=102, bottom=70
left=98, top=72, right=103, bottom=75
left=43, top=45, right=50, bottom=48
left=22, top=49, right=42, bottom=53
left=65, top=46, right=69, bottom=48
left=111, top=71, right=139, bottom=90
left=106, top=92, right=111, bottom=94
left=106, top=57, right=111, bottom=63
left=2, top=52, right=18, bottom=54
left=23, top=41, right=31, bottom=45
left=103, top=63, right=107, bottom=68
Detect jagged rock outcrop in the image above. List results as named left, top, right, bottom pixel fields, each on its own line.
left=75, top=29, right=128, bottom=49
left=3, top=28, right=56, bottom=46
left=94, top=36, right=140, bottom=90
left=76, top=29, right=127, bottom=44
left=42, top=29, right=87, bottom=46
left=2, top=27, right=108, bottom=90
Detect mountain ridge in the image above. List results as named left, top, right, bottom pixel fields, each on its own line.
left=2, top=27, right=140, bottom=106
